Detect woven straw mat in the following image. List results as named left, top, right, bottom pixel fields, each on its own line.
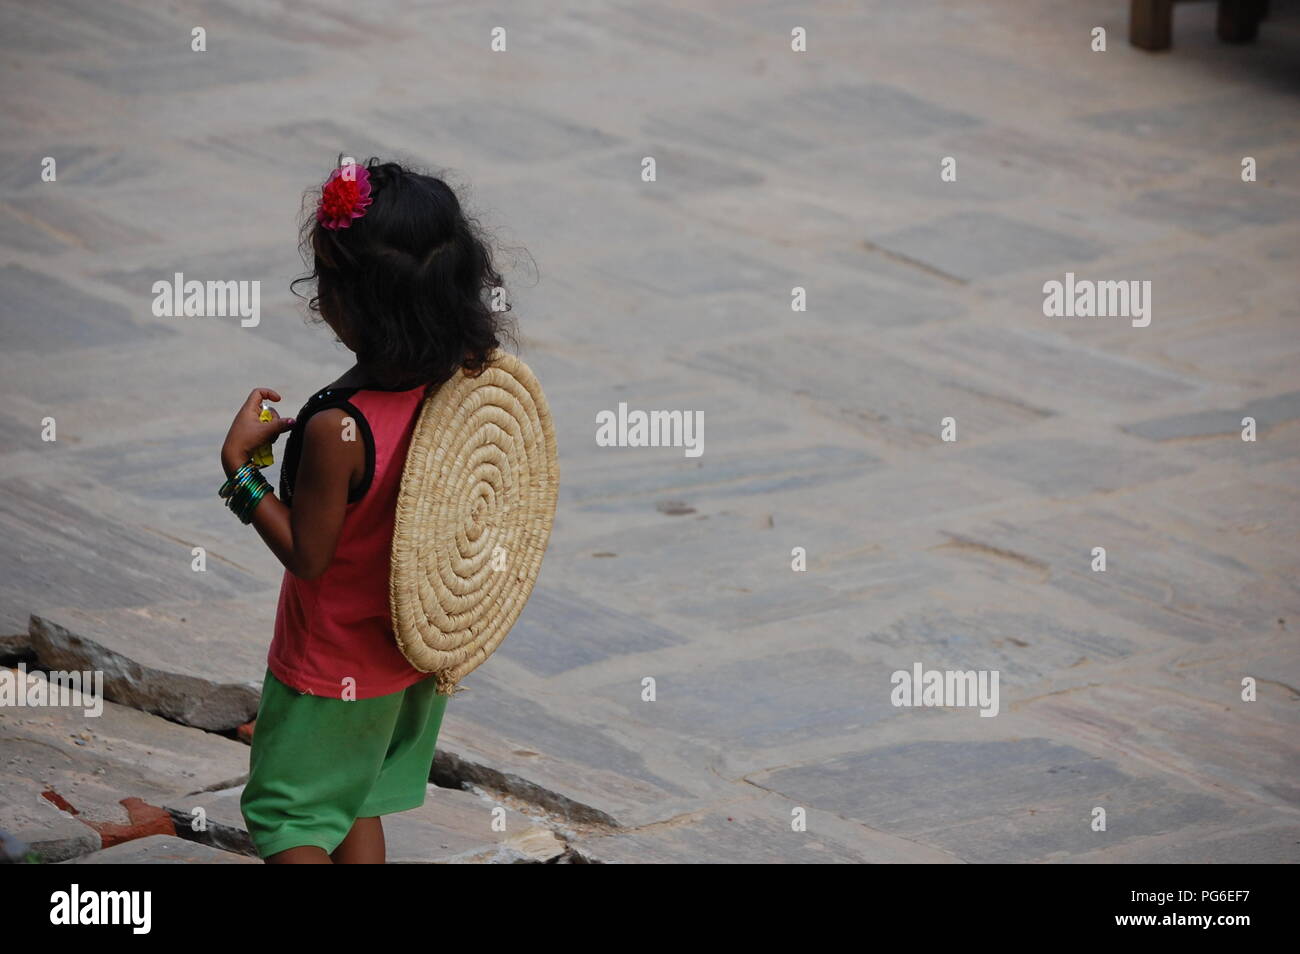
left=389, top=352, right=558, bottom=694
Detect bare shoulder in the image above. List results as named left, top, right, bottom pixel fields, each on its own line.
left=302, top=408, right=361, bottom=460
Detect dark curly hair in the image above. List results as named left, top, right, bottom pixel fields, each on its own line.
left=292, top=157, right=519, bottom=391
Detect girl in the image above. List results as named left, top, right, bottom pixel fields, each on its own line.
left=218, top=158, right=515, bottom=864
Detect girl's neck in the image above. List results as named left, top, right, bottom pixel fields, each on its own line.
left=328, top=363, right=428, bottom=393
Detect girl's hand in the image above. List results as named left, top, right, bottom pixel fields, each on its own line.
left=221, top=388, right=296, bottom=476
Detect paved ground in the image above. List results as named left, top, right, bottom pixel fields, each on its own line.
left=1, top=0, right=1298, bottom=862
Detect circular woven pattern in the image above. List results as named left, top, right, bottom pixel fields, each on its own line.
left=390, top=352, right=558, bottom=695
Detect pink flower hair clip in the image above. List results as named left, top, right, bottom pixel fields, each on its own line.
left=317, top=162, right=373, bottom=230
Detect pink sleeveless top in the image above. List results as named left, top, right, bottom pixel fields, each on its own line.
left=267, top=382, right=433, bottom=699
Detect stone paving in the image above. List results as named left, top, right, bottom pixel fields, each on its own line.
left=1, top=0, right=1298, bottom=862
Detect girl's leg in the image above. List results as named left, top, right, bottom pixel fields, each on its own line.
left=266, top=845, right=333, bottom=864
left=330, top=816, right=385, bottom=864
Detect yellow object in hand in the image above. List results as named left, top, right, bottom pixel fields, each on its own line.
left=252, top=401, right=275, bottom=468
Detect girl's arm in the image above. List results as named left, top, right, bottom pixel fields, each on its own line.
left=221, top=389, right=363, bottom=580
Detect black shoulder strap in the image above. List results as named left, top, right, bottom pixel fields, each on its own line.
left=278, top=387, right=376, bottom=506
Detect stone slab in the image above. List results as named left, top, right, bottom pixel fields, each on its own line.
left=1, top=665, right=249, bottom=860
left=382, top=102, right=623, bottom=164
left=958, top=437, right=1192, bottom=497
left=690, top=333, right=1050, bottom=447
left=439, top=670, right=717, bottom=828
left=923, top=326, right=1196, bottom=410
left=872, top=212, right=1106, bottom=281
left=62, top=833, right=260, bottom=864
left=938, top=508, right=1298, bottom=644
left=752, top=737, right=1241, bottom=863
left=862, top=608, right=1139, bottom=685
left=1079, top=92, right=1300, bottom=151
left=165, top=783, right=565, bottom=863
left=2, top=0, right=1299, bottom=865
left=1125, top=390, right=1300, bottom=442
left=590, top=646, right=903, bottom=753
left=29, top=600, right=274, bottom=731
left=70, top=39, right=308, bottom=95
left=574, top=790, right=961, bottom=864
left=0, top=480, right=267, bottom=637
left=0, top=265, right=155, bottom=353
left=501, top=585, right=689, bottom=678
left=0, top=775, right=101, bottom=864
left=1132, top=179, right=1300, bottom=235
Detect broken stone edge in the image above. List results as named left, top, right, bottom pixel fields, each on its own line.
left=28, top=614, right=261, bottom=732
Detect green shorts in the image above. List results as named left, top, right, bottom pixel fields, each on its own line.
left=239, top=666, right=449, bottom=859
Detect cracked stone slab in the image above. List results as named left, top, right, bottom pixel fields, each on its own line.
left=1124, top=390, right=1300, bottom=442
left=590, top=646, right=904, bottom=753
left=1078, top=92, right=1300, bottom=151
left=563, top=2, right=739, bottom=58
left=0, top=265, right=154, bottom=353
left=1181, top=421, right=1300, bottom=466
left=688, top=334, right=1050, bottom=448
left=1, top=630, right=32, bottom=657
left=1158, top=308, right=1300, bottom=379
left=988, top=249, right=1274, bottom=333
left=945, top=509, right=1299, bottom=643
left=871, top=212, right=1106, bottom=281
left=1026, top=674, right=1300, bottom=812
left=1131, top=179, right=1300, bottom=236
left=438, top=671, right=716, bottom=828
left=641, top=101, right=822, bottom=164
left=473, top=177, right=682, bottom=270
left=1135, top=477, right=1300, bottom=563
left=1060, top=821, right=1300, bottom=864
left=862, top=608, right=1139, bottom=685
left=3, top=0, right=1298, bottom=868
left=0, top=407, right=46, bottom=457
left=752, top=737, right=1240, bottom=863
left=593, top=241, right=802, bottom=298
left=1, top=666, right=248, bottom=860
left=573, top=789, right=960, bottom=864
left=381, top=101, right=622, bottom=163
left=189, top=118, right=402, bottom=181
left=0, top=145, right=145, bottom=192
left=779, top=82, right=981, bottom=141
left=62, top=834, right=260, bottom=864
left=500, top=585, right=689, bottom=678
left=28, top=600, right=273, bottom=731
left=809, top=280, right=965, bottom=330
left=584, top=144, right=763, bottom=194
left=550, top=513, right=947, bottom=634
left=946, top=123, right=1192, bottom=191
left=1, top=195, right=157, bottom=254
left=566, top=442, right=880, bottom=511
left=69, top=38, right=309, bottom=95
left=923, top=326, right=1197, bottom=410
left=0, top=478, right=265, bottom=637
left=957, top=437, right=1192, bottom=497
left=792, top=139, right=1030, bottom=205
left=165, top=784, right=564, bottom=863
left=1, top=775, right=101, bottom=863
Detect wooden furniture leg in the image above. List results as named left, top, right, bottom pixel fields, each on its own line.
left=1131, top=0, right=1175, bottom=50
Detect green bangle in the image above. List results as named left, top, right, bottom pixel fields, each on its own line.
left=224, top=466, right=271, bottom=524
left=219, top=462, right=257, bottom=499
left=224, top=468, right=253, bottom=510
left=235, top=483, right=270, bottom=524
left=233, top=475, right=269, bottom=522
left=232, top=486, right=262, bottom=524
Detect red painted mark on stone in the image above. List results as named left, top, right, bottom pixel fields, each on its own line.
left=84, top=797, right=176, bottom=849
left=42, top=788, right=78, bottom=815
